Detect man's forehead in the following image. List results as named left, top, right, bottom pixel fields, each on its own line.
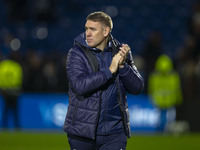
left=85, top=20, right=102, bottom=27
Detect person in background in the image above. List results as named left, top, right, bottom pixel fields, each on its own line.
left=63, top=11, right=144, bottom=150
left=0, top=52, right=23, bottom=129
left=148, top=54, right=183, bottom=132
left=141, top=31, right=162, bottom=94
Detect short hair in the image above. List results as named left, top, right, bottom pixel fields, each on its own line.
left=86, top=11, right=113, bottom=32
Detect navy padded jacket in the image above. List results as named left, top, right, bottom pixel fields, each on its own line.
left=63, top=33, right=144, bottom=139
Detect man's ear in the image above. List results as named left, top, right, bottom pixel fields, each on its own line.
left=103, top=26, right=110, bottom=37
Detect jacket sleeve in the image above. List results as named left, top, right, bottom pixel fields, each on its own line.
left=66, top=48, right=112, bottom=96
left=118, top=51, right=144, bottom=95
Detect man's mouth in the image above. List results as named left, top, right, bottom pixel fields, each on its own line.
left=87, top=39, right=92, bottom=43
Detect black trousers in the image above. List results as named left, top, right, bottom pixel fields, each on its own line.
left=1, top=93, right=19, bottom=129
left=67, top=132, right=127, bottom=150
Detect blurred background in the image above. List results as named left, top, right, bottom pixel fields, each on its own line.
left=0, top=0, right=200, bottom=149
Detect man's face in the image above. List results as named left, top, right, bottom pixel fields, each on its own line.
left=85, top=20, right=108, bottom=50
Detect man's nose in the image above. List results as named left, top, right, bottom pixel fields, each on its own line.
left=86, top=30, right=91, bottom=36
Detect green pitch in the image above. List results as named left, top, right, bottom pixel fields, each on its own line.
left=0, top=131, right=200, bottom=150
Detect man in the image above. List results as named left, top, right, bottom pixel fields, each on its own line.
left=0, top=56, right=23, bottom=129
left=148, top=54, right=183, bottom=132
left=63, top=11, right=144, bottom=150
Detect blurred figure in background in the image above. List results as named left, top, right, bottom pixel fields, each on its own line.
left=0, top=52, right=23, bottom=129
left=148, top=54, right=183, bottom=132
left=175, top=1, right=200, bottom=131
left=142, top=31, right=162, bottom=94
